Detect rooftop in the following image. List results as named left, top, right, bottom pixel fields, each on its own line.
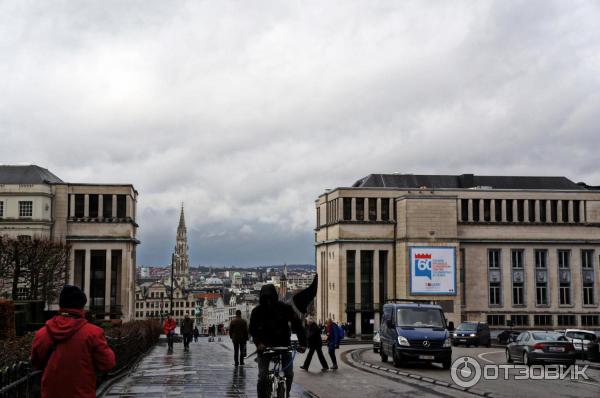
left=0, top=165, right=63, bottom=184
left=352, top=173, right=593, bottom=191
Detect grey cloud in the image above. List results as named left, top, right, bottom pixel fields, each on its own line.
left=1, top=1, right=599, bottom=265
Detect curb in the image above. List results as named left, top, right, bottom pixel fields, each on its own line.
left=345, top=348, right=501, bottom=398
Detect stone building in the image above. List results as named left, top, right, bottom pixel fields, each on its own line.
left=315, top=173, right=600, bottom=335
left=0, top=165, right=139, bottom=320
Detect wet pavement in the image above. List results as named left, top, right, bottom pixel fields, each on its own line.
left=101, top=337, right=310, bottom=398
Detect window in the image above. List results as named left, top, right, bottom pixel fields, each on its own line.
left=517, top=200, right=524, bottom=222
left=368, top=199, right=377, bottom=221
left=473, top=199, right=480, bottom=222
left=557, top=315, right=576, bottom=326
left=534, top=315, right=553, bottom=326
left=506, top=199, right=513, bottom=222
left=355, top=198, right=364, bottom=221
left=103, top=195, right=113, bottom=218
left=582, top=250, right=595, bottom=305
left=483, top=199, right=491, bottom=221
left=19, top=201, right=32, bottom=217
left=381, top=198, right=390, bottom=221
left=494, top=199, right=502, bottom=222
left=573, top=200, right=581, bottom=222
left=378, top=251, right=388, bottom=309
left=511, top=315, right=529, bottom=326
left=360, top=251, right=374, bottom=306
left=488, top=249, right=502, bottom=305
left=550, top=200, right=558, bottom=223
left=74, top=194, right=85, bottom=218
left=539, top=200, right=547, bottom=222
left=528, top=200, right=536, bottom=222
left=561, top=201, right=569, bottom=223
left=511, top=249, right=523, bottom=269
left=581, top=315, right=599, bottom=327
left=343, top=198, right=352, bottom=220
left=487, top=314, right=505, bottom=326
left=116, top=195, right=127, bottom=218
left=460, top=199, right=469, bottom=222
left=346, top=251, right=355, bottom=308
left=89, top=194, right=99, bottom=218
left=558, top=250, right=571, bottom=305
left=0, top=201, right=3, bottom=217
left=512, top=252, right=525, bottom=306
left=534, top=249, right=548, bottom=306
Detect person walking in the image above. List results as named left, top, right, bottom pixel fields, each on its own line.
left=163, top=314, right=176, bottom=352
left=30, top=285, right=115, bottom=398
left=300, top=317, right=329, bottom=372
left=181, top=315, right=194, bottom=352
left=229, top=310, right=249, bottom=366
left=193, top=326, right=200, bottom=343
left=325, top=319, right=340, bottom=370
left=250, top=284, right=307, bottom=398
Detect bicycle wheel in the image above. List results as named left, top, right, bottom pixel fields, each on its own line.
left=276, top=379, right=286, bottom=398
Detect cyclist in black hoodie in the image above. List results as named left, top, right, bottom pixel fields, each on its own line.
left=250, top=284, right=307, bottom=398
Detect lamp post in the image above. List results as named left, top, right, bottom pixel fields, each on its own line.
left=170, top=253, right=179, bottom=315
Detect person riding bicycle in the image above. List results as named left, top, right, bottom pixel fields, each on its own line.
left=250, top=284, right=307, bottom=398
left=163, top=314, right=176, bottom=351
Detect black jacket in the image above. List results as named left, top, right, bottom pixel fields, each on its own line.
left=249, top=284, right=307, bottom=348
left=306, top=322, right=322, bottom=348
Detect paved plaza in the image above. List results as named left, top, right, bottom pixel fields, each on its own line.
left=101, top=337, right=310, bottom=398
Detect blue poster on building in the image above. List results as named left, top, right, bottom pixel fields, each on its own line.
left=409, top=247, right=456, bottom=295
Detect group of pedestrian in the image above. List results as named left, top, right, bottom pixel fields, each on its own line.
left=300, top=317, right=342, bottom=371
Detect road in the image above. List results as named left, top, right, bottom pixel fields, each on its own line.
left=357, top=345, right=600, bottom=398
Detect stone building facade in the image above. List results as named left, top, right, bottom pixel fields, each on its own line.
left=0, top=165, right=139, bottom=320
left=315, top=173, right=600, bottom=335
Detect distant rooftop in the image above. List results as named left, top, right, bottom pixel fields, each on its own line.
left=0, top=165, right=63, bottom=184
left=351, top=173, right=595, bottom=191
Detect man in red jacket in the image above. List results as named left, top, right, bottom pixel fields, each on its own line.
left=163, top=314, right=176, bottom=351
left=31, top=285, right=116, bottom=398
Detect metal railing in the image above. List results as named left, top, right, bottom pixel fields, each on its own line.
left=0, top=362, right=41, bottom=398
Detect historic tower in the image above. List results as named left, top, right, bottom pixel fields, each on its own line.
left=173, top=204, right=190, bottom=287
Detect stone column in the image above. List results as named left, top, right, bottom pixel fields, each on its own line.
left=468, top=199, right=473, bottom=222
left=69, top=194, right=75, bottom=218
left=355, top=251, right=362, bottom=335
left=524, top=200, right=529, bottom=223
left=364, top=199, right=369, bottom=221
left=351, top=198, right=356, bottom=221
left=479, top=200, right=485, bottom=222
left=557, top=200, right=563, bottom=223
left=535, top=200, right=541, bottom=222
left=389, top=199, right=394, bottom=221
left=373, top=250, right=380, bottom=330
left=457, top=199, right=462, bottom=221
left=68, top=249, right=75, bottom=285
left=112, top=195, right=117, bottom=218
left=490, top=200, right=496, bottom=222
left=546, top=201, right=552, bottom=223
left=84, top=249, right=91, bottom=301
left=512, top=200, right=518, bottom=222
left=338, top=198, right=344, bottom=220
left=84, top=194, right=89, bottom=218
left=579, top=201, right=586, bottom=223
left=501, top=199, right=507, bottom=222
left=105, top=250, right=112, bottom=318
left=376, top=198, right=382, bottom=221
left=98, top=194, right=103, bottom=219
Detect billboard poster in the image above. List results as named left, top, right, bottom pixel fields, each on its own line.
left=409, top=247, right=456, bottom=295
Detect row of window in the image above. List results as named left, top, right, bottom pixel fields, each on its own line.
left=487, top=249, right=596, bottom=307
left=135, top=300, right=193, bottom=309
left=0, top=200, right=33, bottom=218
left=486, top=314, right=600, bottom=327
left=459, top=198, right=584, bottom=223
left=68, top=194, right=128, bottom=219
left=135, top=310, right=194, bottom=318
left=318, top=197, right=393, bottom=226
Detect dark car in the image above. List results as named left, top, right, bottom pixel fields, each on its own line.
left=497, top=330, right=521, bottom=345
left=452, top=322, right=491, bottom=347
left=506, top=331, right=577, bottom=366
left=379, top=302, right=452, bottom=369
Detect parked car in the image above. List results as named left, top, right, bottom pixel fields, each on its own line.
left=452, top=322, right=491, bottom=347
left=497, top=330, right=521, bottom=345
left=563, top=329, right=597, bottom=354
left=379, top=302, right=452, bottom=369
left=506, top=331, right=577, bottom=366
left=373, top=330, right=381, bottom=353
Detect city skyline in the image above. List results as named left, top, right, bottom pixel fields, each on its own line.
left=2, top=1, right=599, bottom=266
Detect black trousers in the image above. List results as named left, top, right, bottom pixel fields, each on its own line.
left=328, top=347, right=337, bottom=367
left=233, top=342, right=247, bottom=365
left=183, top=334, right=193, bottom=349
left=303, top=346, right=329, bottom=369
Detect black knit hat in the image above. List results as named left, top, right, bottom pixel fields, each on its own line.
left=59, top=285, right=87, bottom=309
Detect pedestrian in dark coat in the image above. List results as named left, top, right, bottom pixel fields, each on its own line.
left=325, top=319, right=339, bottom=369
left=229, top=310, right=249, bottom=366
left=300, top=317, right=329, bottom=371
left=30, top=285, right=115, bottom=398
left=181, top=315, right=194, bottom=351
left=193, top=326, right=200, bottom=342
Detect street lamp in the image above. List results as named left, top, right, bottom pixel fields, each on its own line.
left=170, top=252, right=179, bottom=316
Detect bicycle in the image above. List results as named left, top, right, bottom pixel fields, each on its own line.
left=261, top=346, right=296, bottom=398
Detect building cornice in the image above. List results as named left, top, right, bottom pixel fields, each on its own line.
left=66, top=235, right=141, bottom=244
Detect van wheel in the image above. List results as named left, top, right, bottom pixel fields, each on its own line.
left=380, top=349, right=388, bottom=363
left=393, top=348, right=402, bottom=367
left=506, top=349, right=513, bottom=363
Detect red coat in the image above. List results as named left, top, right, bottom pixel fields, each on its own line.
left=30, top=309, right=116, bottom=398
left=163, top=318, right=176, bottom=335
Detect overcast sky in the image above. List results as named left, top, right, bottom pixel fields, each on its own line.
left=1, top=1, right=599, bottom=266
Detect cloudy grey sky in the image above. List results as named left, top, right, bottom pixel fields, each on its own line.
left=1, top=1, right=599, bottom=266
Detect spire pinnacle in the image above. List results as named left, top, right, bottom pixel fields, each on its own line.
left=178, top=203, right=186, bottom=229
